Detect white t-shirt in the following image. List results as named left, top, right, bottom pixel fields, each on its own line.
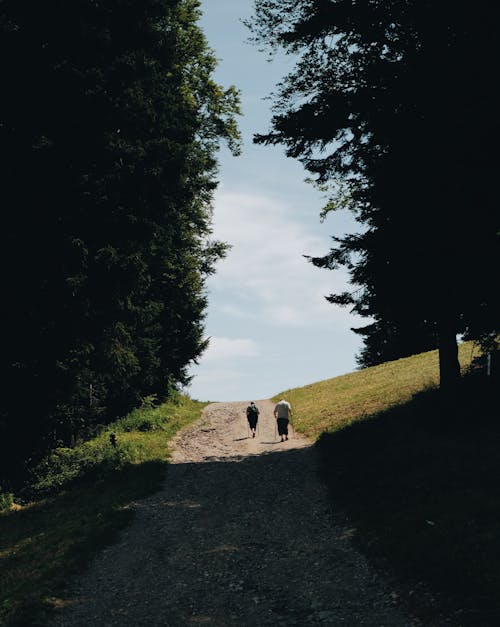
left=274, top=400, right=291, bottom=419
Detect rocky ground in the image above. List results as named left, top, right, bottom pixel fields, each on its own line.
left=51, top=400, right=420, bottom=626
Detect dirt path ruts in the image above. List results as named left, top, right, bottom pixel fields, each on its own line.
left=51, top=400, right=419, bottom=626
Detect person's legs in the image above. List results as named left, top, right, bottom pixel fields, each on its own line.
left=277, top=418, right=287, bottom=441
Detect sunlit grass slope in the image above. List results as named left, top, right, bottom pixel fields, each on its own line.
left=0, top=395, right=207, bottom=626
left=273, top=341, right=476, bottom=439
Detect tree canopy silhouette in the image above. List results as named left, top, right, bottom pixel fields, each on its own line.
left=248, top=0, right=499, bottom=384
left=0, top=0, right=240, bottom=484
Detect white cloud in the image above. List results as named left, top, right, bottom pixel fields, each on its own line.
left=189, top=188, right=367, bottom=401
left=267, top=305, right=303, bottom=326
left=201, top=336, right=260, bottom=363
left=218, top=303, right=255, bottom=320
left=207, top=188, right=363, bottom=328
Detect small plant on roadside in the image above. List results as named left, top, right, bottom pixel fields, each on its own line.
left=0, top=491, right=14, bottom=513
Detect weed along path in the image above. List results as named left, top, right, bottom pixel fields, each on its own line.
left=51, top=400, right=418, bottom=626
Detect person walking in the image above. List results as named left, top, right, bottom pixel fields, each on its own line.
left=246, top=401, right=260, bottom=438
left=274, top=399, right=292, bottom=442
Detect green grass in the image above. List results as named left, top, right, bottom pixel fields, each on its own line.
left=272, top=341, right=477, bottom=439
left=274, top=342, right=500, bottom=625
left=0, top=395, right=207, bottom=626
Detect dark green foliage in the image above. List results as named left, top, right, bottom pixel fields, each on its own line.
left=0, top=0, right=240, bottom=485
left=248, top=1, right=499, bottom=380
left=0, top=492, right=14, bottom=514
left=352, top=318, right=438, bottom=369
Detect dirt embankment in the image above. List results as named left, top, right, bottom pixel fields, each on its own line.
left=51, top=400, right=418, bottom=626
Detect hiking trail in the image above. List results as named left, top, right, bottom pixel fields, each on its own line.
left=51, top=400, right=419, bottom=626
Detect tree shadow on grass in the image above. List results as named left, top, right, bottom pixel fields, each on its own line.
left=317, top=377, right=500, bottom=626
left=0, top=460, right=167, bottom=626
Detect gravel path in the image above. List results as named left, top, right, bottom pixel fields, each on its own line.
left=51, top=400, right=419, bottom=626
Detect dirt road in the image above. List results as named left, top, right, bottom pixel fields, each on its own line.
left=51, top=400, right=418, bottom=626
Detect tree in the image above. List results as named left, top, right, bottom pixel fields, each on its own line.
left=0, top=0, right=240, bottom=484
left=351, top=319, right=438, bottom=369
left=248, top=0, right=499, bottom=388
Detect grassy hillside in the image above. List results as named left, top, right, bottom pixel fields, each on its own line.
left=272, top=341, right=476, bottom=439
left=0, top=395, right=207, bottom=626
left=275, top=341, right=499, bottom=626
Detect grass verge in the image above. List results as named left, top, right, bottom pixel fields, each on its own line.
left=0, top=395, right=207, bottom=626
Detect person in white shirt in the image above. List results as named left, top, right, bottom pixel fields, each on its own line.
left=274, top=399, right=292, bottom=442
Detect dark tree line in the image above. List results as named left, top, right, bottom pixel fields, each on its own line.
left=0, top=0, right=240, bottom=485
left=248, top=0, right=499, bottom=381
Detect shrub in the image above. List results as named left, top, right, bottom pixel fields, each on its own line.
left=0, top=491, right=13, bottom=513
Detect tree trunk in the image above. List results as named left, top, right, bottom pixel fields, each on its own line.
left=437, top=321, right=461, bottom=392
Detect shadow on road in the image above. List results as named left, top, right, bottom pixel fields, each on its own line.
left=51, top=444, right=413, bottom=627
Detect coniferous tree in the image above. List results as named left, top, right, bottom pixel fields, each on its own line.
left=0, top=0, right=240, bottom=484
left=352, top=319, right=438, bottom=369
left=248, top=0, right=499, bottom=387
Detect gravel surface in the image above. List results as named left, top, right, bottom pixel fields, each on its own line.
left=51, top=400, right=419, bottom=626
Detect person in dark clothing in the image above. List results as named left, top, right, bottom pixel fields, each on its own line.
left=246, top=401, right=260, bottom=438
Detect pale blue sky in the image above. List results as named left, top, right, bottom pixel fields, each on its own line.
left=187, top=0, right=365, bottom=402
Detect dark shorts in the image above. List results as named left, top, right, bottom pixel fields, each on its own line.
left=277, top=418, right=289, bottom=436
left=247, top=415, right=258, bottom=430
